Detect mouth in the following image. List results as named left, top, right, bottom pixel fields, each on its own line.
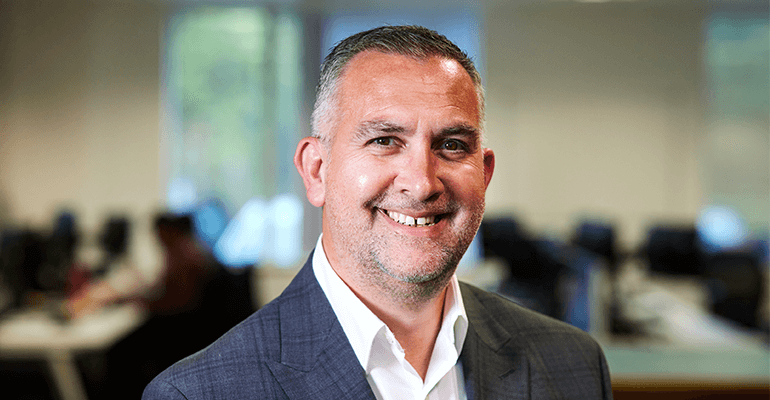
left=380, top=209, right=443, bottom=227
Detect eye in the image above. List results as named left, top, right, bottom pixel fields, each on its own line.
left=441, top=139, right=466, bottom=152
left=371, top=137, right=396, bottom=146
left=366, top=136, right=401, bottom=154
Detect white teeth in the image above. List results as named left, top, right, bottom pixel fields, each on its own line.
left=385, top=210, right=437, bottom=227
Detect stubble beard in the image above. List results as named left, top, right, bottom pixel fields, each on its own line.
left=364, top=234, right=464, bottom=305
left=327, top=193, right=485, bottom=306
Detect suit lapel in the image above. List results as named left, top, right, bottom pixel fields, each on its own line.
left=266, top=255, right=376, bottom=400
left=265, top=260, right=536, bottom=399
left=460, top=283, right=531, bottom=400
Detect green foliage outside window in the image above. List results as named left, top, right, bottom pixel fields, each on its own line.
left=165, top=6, right=302, bottom=215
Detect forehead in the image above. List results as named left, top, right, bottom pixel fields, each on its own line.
left=334, top=51, right=479, bottom=128
left=341, top=51, right=470, bottom=86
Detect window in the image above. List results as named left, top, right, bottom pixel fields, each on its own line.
left=702, top=11, right=769, bottom=239
left=162, top=6, right=304, bottom=268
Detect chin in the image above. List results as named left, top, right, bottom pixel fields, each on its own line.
left=373, top=247, right=461, bottom=284
left=377, top=261, right=456, bottom=303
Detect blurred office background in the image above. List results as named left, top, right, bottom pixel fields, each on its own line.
left=0, top=0, right=767, bottom=399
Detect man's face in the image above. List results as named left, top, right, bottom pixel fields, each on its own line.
left=309, top=51, right=494, bottom=297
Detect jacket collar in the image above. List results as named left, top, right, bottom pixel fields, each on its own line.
left=266, top=253, right=376, bottom=399
left=460, top=282, right=530, bottom=399
left=265, top=256, right=528, bottom=399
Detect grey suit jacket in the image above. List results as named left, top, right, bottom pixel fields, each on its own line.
left=143, top=254, right=613, bottom=399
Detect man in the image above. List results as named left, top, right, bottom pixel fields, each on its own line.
left=144, top=25, right=612, bottom=399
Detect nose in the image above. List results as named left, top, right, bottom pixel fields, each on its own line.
left=394, top=146, right=444, bottom=202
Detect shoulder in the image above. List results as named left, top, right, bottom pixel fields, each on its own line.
left=460, top=281, right=604, bottom=354
left=142, top=299, right=284, bottom=399
left=459, top=282, right=613, bottom=399
left=144, top=256, right=322, bottom=399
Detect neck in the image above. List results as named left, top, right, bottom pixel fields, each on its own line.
left=321, top=235, right=456, bottom=380
left=352, top=275, right=450, bottom=380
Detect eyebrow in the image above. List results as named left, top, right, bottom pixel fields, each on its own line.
left=354, top=120, right=480, bottom=143
left=438, top=124, right=480, bottom=141
left=353, top=120, right=406, bottom=142
left=436, top=124, right=482, bottom=151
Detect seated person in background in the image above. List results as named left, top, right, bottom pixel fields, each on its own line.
left=68, top=214, right=239, bottom=400
left=145, top=25, right=612, bottom=399
left=65, top=214, right=215, bottom=318
left=145, top=214, right=218, bottom=315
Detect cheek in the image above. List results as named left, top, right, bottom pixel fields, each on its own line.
left=449, top=161, right=488, bottom=192
left=448, top=168, right=489, bottom=215
left=455, top=184, right=487, bottom=207
left=329, top=155, right=384, bottom=199
left=351, top=166, right=392, bottom=200
left=356, top=174, right=370, bottom=190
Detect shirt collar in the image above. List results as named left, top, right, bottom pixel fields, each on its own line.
left=312, top=234, right=468, bottom=373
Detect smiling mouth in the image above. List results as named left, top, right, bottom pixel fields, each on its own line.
left=382, top=209, right=441, bottom=227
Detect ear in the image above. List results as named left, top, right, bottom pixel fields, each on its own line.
left=294, top=137, right=327, bottom=207
left=482, top=148, right=495, bottom=189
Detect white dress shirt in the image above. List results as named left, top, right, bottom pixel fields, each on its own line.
left=312, top=235, right=468, bottom=400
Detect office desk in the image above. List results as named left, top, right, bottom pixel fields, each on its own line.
left=601, top=279, right=770, bottom=399
left=0, top=303, right=147, bottom=400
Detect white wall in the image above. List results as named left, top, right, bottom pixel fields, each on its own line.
left=0, top=0, right=166, bottom=275
left=484, top=2, right=706, bottom=249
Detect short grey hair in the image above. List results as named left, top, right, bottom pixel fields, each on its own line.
left=311, top=25, right=485, bottom=146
